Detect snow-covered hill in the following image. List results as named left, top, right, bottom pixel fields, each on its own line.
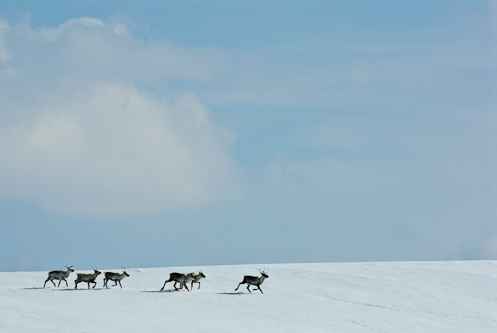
left=1, top=261, right=496, bottom=332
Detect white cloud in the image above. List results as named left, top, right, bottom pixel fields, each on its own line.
left=0, top=84, right=241, bottom=216
left=38, top=17, right=105, bottom=42
left=2, top=16, right=227, bottom=89
left=0, top=17, right=242, bottom=216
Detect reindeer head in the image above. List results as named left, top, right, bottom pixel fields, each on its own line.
left=66, top=265, right=74, bottom=272
left=198, top=270, right=206, bottom=278
left=122, top=267, right=130, bottom=277
left=259, top=269, right=269, bottom=279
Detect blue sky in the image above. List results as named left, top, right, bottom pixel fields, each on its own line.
left=0, top=1, right=495, bottom=271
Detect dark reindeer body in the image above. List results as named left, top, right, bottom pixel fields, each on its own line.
left=160, top=272, right=196, bottom=291
left=235, top=270, right=269, bottom=294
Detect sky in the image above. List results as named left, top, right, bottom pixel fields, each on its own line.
left=0, top=0, right=495, bottom=272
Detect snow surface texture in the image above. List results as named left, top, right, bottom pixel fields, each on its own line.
left=1, top=261, right=496, bottom=332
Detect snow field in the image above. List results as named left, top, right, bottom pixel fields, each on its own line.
left=1, top=261, right=496, bottom=332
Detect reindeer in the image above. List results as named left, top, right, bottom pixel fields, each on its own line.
left=43, top=265, right=74, bottom=288
left=160, top=272, right=196, bottom=292
left=190, top=271, right=206, bottom=290
left=74, top=268, right=101, bottom=289
left=177, top=271, right=206, bottom=291
left=234, top=269, right=269, bottom=294
left=103, top=268, right=130, bottom=288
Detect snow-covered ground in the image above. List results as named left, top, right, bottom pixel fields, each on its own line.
left=1, top=261, right=496, bottom=332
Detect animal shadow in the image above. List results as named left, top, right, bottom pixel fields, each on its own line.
left=218, top=292, right=246, bottom=295
left=142, top=289, right=178, bottom=293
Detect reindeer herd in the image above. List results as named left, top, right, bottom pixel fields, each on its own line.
left=43, top=266, right=269, bottom=293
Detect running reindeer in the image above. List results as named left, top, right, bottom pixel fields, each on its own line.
left=74, top=268, right=101, bottom=289
left=43, top=265, right=74, bottom=288
left=190, top=271, right=206, bottom=290
left=234, top=269, right=269, bottom=294
left=160, top=272, right=196, bottom=291
left=103, top=267, right=130, bottom=288
left=176, top=271, right=206, bottom=291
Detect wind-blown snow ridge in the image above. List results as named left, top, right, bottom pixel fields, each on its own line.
left=1, top=261, right=496, bottom=332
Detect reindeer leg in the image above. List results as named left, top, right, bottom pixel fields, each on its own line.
left=118, top=281, right=122, bottom=288
left=183, top=283, right=190, bottom=292
left=64, top=279, right=68, bottom=287
left=160, top=279, right=169, bottom=291
left=51, top=279, right=56, bottom=287
left=257, top=285, right=263, bottom=294
left=247, top=284, right=252, bottom=293
left=235, top=282, right=243, bottom=291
